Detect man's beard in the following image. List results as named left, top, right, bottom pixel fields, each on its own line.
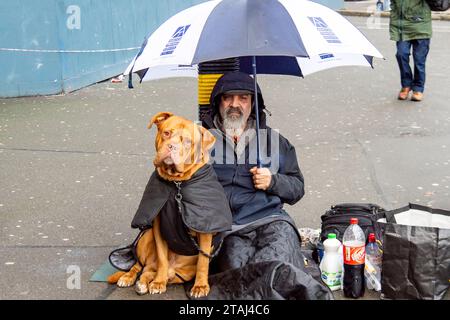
left=221, top=106, right=246, bottom=136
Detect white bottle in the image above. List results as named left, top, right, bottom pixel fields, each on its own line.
left=320, top=233, right=343, bottom=291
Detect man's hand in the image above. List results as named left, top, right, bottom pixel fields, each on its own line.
left=250, top=167, right=272, bottom=191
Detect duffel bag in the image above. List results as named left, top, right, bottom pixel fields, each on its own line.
left=320, top=203, right=386, bottom=243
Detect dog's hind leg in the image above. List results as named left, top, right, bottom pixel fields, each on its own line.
left=107, top=271, right=126, bottom=284
left=109, top=263, right=142, bottom=287
left=169, top=254, right=197, bottom=284
left=148, top=215, right=169, bottom=294
left=169, top=265, right=196, bottom=284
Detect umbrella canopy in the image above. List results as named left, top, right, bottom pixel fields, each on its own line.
left=128, top=53, right=376, bottom=82
left=124, top=0, right=383, bottom=80
left=124, top=0, right=384, bottom=166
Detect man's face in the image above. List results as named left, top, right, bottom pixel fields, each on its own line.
left=219, top=93, right=252, bottom=134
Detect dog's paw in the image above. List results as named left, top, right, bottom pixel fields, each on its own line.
left=117, top=274, right=136, bottom=288
left=148, top=281, right=167, bottom=294
left=190, top=284, right=210, bottom=298
left=135, top=280, right=149, bottom=295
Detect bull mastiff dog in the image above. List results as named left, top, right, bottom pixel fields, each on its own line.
left=107, top=112, right=232, bottom=298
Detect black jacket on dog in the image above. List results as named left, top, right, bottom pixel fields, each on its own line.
left=131, top=164, right=232, bottom=256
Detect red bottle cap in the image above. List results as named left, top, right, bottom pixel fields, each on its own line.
left=368, top=233, right=376, bottom=242
left=350, top=218, right=359, bottom=224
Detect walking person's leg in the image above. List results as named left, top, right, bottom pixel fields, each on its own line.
left=396, top=40, right=413, bottom=100
left=411, top=39, right=431, bottom=101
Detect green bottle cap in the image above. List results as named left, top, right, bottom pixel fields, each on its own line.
left=327, top=233, right=337, bottom=239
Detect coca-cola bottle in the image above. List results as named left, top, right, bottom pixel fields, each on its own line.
left=342, top=218, right=365, bottom=298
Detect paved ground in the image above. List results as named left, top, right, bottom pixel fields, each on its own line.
left=1, top=15, right=450, bottom=300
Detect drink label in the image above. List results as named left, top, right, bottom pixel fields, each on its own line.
left=343, top=245, right=365, bottom=265
left=321, top=270, right=342, bottom=289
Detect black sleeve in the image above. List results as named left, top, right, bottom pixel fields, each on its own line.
left=266, top=136, right=305, bottom=205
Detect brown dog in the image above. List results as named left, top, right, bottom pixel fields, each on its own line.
left=107, top=112, right=219, bottom=298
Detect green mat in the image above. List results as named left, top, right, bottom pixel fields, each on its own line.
left=90, top=260, right=120, bottom=282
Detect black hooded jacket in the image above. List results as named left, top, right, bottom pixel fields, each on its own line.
left=202, top=72, right=305, bottom=225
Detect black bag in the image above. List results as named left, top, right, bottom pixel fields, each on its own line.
left=320, top=203, right=386, bottom=243
left=377, top=203, right=450, bottom=300
left=426, top=0, right=450, bottom=11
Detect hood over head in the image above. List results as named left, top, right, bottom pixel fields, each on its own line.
left=202, top=71, right=267, bottom=129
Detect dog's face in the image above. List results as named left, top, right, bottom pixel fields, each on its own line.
left=148, top=112, right=216, bottom=180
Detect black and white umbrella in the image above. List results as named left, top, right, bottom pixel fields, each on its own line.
left=124, top=0, right=383, bottom=166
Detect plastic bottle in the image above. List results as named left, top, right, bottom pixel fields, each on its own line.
left=365, top=233, right=382, bottom=291
left=342, top=218, right=365, bottom=298
left=320, top=233, right=343, bottom=291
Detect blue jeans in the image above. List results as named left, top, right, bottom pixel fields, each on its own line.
left=396, top=39, right=430, bottom=93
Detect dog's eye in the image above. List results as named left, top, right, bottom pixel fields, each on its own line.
left=162, top=131, right=170, bottom=138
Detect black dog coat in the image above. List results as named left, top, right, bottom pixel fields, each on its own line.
left=131, top=164, right=232, bottom=256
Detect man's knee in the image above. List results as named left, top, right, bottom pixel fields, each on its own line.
left=396, top=48, right=410, bottom=60
left=396, top=41, right=411, bottom=59
left=413, top=40, right=430, bottom=61
left=396, top=51, right=410, bottom=60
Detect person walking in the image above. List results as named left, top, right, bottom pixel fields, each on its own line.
left=390, top=0, right=432, bottom=102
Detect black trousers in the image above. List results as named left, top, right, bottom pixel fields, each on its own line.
left=185, top=218, right=333, bottom=300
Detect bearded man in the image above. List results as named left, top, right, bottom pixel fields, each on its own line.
left=197, top=71, right=331, bottom=300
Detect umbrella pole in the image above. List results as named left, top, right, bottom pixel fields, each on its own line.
left=252, top=56, right=261, bottom=168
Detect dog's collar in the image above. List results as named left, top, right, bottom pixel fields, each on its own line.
left=157, top=164, right=212, bottom=186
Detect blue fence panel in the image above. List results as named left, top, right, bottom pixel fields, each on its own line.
left=0, top=0, right=205, bottom=97
left=0, top=1, right=62, bottom=96
left=0, top=0, right=344, bottom=97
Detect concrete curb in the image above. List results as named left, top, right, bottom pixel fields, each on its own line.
left=338, top=9, right=450, bottom=21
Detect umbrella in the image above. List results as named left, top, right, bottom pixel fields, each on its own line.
left=124, top=0, right=383, bottom=166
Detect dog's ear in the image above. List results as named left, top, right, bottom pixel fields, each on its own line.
left=148, top=112, right=174, bottom=129
left=199, top=126, right=216, bottom=152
